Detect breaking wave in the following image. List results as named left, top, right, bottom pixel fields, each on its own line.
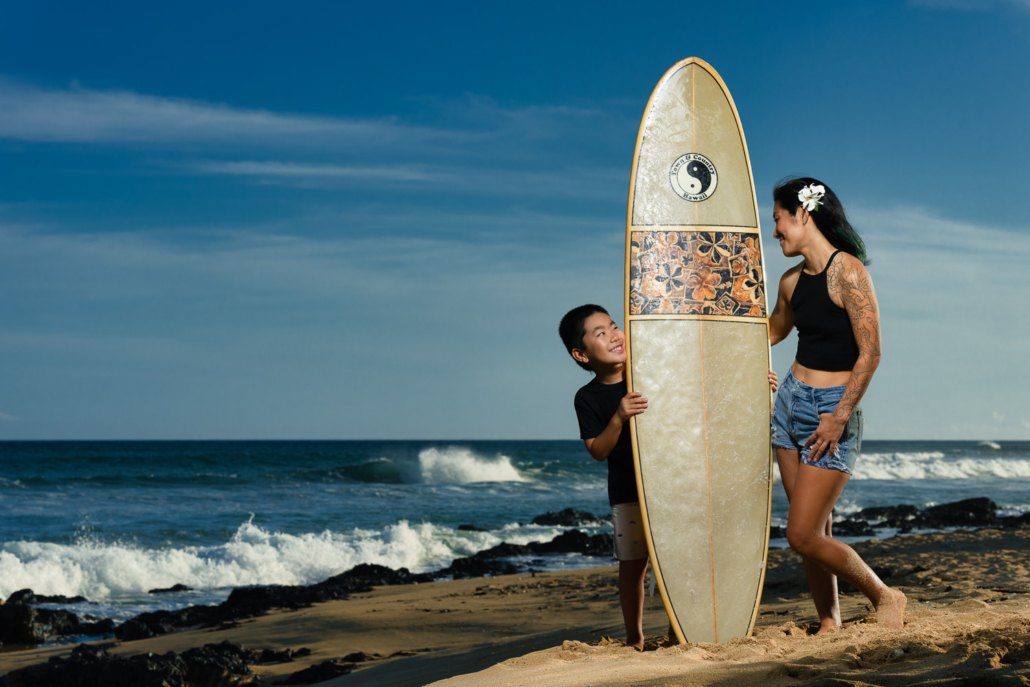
left=335, top=447, right=527, bottom=485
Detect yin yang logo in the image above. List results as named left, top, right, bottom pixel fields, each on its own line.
left=669, top=153, right=718, bottom=202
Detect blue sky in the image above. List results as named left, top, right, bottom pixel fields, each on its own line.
left=1, top=1, right=1028, bottom=439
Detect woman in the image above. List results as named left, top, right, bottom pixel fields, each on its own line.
left=768, top=177, right=906, bottom=632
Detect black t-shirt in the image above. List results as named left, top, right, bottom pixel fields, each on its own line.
left=573, top=378, right=639, bottom=506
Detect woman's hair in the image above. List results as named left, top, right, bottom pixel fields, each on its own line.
left=773, top=177, right=869, bottom=265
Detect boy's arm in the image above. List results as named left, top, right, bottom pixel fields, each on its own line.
left=583, top=392, right=647, bottom=462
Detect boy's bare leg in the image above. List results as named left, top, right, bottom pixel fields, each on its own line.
left=619, top=557, right=648, bottom=650
left=777, top=448, right=841, bottom=633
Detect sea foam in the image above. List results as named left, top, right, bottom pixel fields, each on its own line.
left=855, top=451, right=1030, bottom=480
left=774, top=450, right=1030, bottom=481
left=417, top=447, right=527, bottom=484
left=336, top=447, right=528, bottom=485
left=0, top=518, right=563, bottom=602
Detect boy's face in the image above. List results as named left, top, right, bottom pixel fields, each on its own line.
left=572, top=312, right=626, bottom=369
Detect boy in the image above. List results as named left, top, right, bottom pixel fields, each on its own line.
left=560, top=304, right=777, bottom=650
left=559, top=304, right=650, bottom=650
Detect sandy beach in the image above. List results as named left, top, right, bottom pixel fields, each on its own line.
left=1, top=524, right=1026, bottom=686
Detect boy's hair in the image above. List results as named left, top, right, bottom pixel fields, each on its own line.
left=559, top=304, right=609, bottom=371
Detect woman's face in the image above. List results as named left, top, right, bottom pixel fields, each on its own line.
left=771, top=202, right=807, bottom=257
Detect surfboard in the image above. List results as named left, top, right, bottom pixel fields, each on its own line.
left=624, top=57, right=773, bottom=645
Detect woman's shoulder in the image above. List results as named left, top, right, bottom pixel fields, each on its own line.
left=779, top=261, right=805, bottom=285
left=828, top=251, right=871, bottom=284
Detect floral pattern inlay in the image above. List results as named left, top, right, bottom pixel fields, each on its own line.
left=630, top=230, right=766, bottom=317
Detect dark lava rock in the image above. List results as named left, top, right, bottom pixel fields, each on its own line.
left=116, top=564, right=433, bottom=641
left=527, top=530, right=612, bottom=556
left=531, top=508, right=601, bottom=527
left=326, top=563, right=431, bottom=588
left=921, top=497, right=998, bottom=527
left=282, top=659, right=355, bottom=684
left=457, top=523, right=486, bottom=531
left=4, top=589, right=89, bottom=606
left=437, top=530, right=613, bottom=579
left=1000, top=512, right=1030, bottom=529
left=341, top=651, right=381, bottom=663
left=179, top=641, right=254, bottom=684
left=221, top=564, right=431, bottom=617
left=148, top=584, right=193, bottom=594
left=769, top=525, right=787, bottom=539
left=855, top=504, right=921, bottom=528
left=4, top=589, right=38, bottom=605
left=0, top=641, right=254, bottom=687
left=115, top=605, right=220, bottom=641
left=0, top=604, right=114, bottom=646
left=855, top=498, right=1001, bottom=531
left=440, top=551, right=520, bottom=579
left=254, top=647, right=312, bottom=664
left=255, top=648, right=294, bottom=664
left=0, top=603, right=38, bottom=645
left=832, top=518, right=877, bottom=537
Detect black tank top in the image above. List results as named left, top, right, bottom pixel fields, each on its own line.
left=790, top=250, right=859, bottom=372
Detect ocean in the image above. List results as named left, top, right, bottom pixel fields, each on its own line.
left=0, top=440, right=1027, bottom=622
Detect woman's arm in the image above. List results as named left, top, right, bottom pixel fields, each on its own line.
left=831, top=254, right=881, bottom=421
left=804, top=254, right=881, bottom=461
left=768, top=266, right=800, bottom=345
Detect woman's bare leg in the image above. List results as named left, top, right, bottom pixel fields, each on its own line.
left=777, top=448, right=840, bottom=632
left=786, top=463, right=907, bottom=628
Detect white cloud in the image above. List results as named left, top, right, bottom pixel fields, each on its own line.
left=4, top=201, right=1028, bottom=439
left=0, top=214, right=618, bottom=438
left=0, top=79, right=630, bottom=155
left=0, top=78, right=458, bottom=147
left=180, top=157, right=625, bottom=198
left=188, top=160, right=451, bottom=183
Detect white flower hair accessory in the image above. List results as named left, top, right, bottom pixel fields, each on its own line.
left=798, top=184, right=826, bottom=212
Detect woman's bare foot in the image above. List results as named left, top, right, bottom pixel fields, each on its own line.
left=626, top=633, right=644, bottom=651
left=874, top=587, right=907, bottom=629
left=814, top=618, right=841, bottom=635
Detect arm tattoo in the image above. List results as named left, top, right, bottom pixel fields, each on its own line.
left=828, top=256, right=881, bottom=420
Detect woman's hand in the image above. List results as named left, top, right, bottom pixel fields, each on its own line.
left=804, top=413, right=847, bottom=463
left=768, top=371, right=779, bottom=393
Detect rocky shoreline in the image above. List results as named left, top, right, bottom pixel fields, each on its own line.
left=0, top=498, right=1025, bottom=655
left=0, top=500, right=1025, bottom=687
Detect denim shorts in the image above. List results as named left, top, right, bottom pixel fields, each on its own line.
left=771, top=370, right=863, bottom=475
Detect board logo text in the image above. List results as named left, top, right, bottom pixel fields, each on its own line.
left=669, top=153, right=717, bottom=202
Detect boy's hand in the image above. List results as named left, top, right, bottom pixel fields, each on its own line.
left=768, top=371, right=779, bottom=393
left=617, top=392, right=648, bottom=421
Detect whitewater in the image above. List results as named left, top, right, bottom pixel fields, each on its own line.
left=1, top=439, right=1026, bottom=615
